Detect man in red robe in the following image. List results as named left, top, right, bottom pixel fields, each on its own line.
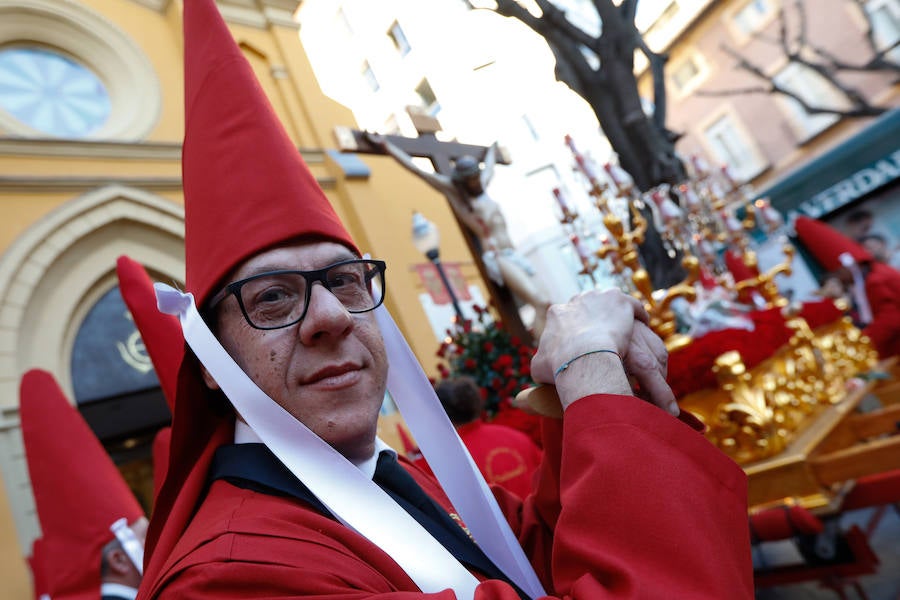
left=795, top=216, right=900, bottom=358
left=136, top=1, right=753, bottom=598
left=432, top=376, right=542, bottom=499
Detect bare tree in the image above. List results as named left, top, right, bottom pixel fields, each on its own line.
left=465, top=0, right=688, bottom=286
left=699, top=0, right=899, bottom=118
left=467, top=0, right=685, bottom=190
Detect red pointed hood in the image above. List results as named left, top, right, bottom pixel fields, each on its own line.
left=794, top=216, right=872, bottom=272
left=142, top=0, right=361, bottom=592
left=116, top=255, right=183, bottom=410
left=181, top=0, right=356, bottom=307
left=724, top=249, right=759, bottom=283
left=20, top=369, right=144, bottom=600
left=151, top=426, right=172, bottom=500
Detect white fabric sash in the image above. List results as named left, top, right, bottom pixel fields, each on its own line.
left=839, top=252, right=873, bottom=325
left=155, top=284, right=479, bottom=598
left=375, top=308, right=546, bottom=599
left=110, top=517, right=144, bottom=575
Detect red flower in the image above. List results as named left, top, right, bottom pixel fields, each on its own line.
left=510, top=336, right=521, bottom=347
left=462, top=320, right=472, bottom=333
left=437, top=364, right=449, bottom=378
left=483, top=341, right=495, bottom=353
left=491, top=377, right=503, bottom=391
left=494, top=354, right=513, bottom=368
left=463, top=358, right=477, bottom=369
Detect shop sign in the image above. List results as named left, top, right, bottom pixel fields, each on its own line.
left=790, top=149, right=900, bottom=220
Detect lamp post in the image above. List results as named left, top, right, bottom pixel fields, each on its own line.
left=411, top=211, right=465, bottom=323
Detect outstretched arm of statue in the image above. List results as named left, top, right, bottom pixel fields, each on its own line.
left=480, top=141, right=498, bottom=187
left=363, top=132, right=454, bottom=196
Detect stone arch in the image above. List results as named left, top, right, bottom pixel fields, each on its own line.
left=0, top=185, right=184, bottom=551
left=0, top=185, right=184, bottom=409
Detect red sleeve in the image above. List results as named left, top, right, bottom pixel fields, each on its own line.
left=545, top=394, right=753, bottom=598
left=864, top=267, right=900, bottom=358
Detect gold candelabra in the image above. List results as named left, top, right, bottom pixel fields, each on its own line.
left=561, top=136, right=698, bottom=351
left=556, top=139, right=886, bottom=472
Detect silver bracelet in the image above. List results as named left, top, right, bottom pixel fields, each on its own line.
left=554, top=349, right=621, bottom=378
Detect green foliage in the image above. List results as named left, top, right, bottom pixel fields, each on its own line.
left=435, top=304, right=536, bottom=417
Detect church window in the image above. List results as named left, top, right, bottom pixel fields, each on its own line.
left=0, top=46, right=111, bottom=138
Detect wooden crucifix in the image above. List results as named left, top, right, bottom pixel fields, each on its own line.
left=334, top=106, right=538, bottom=346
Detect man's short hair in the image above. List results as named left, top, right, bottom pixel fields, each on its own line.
left=846, top=209, right=873, bottom=224
left=434, top=376, right=484, bottom=426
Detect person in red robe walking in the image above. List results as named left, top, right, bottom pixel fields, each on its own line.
left=433, top=376, right=541, bottom=499
left=135, top=1, right=753, bottom=598
left=795, top=216, right=900, bottom=358
left=20, top=369, right=147, bottom=600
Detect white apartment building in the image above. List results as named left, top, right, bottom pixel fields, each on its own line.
left=296, top=0, right=622, bottom=303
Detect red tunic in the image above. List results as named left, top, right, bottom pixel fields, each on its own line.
left=863, top=261, right=900, bottom=358
left=139, top=395, right=753, bottom=599
left=454, top=420, right=542, bottom=499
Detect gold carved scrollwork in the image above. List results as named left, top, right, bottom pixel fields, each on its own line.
left=683, top=314, right=880, bottom=465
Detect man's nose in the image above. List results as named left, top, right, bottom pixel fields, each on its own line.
left=298, top=282, right=353, bottom=343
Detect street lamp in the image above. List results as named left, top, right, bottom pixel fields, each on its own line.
left=411, top=211, right=465, bottom=323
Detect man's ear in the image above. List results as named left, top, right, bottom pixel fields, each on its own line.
left=200, top=363, right=220, bottom=390
left=107, top=547, right=134, bottom=576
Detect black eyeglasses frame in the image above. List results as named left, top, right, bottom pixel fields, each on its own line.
left=208, top=258, right=387, bottom=330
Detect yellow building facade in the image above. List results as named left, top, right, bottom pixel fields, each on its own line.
left=0, top=1, right=481, bottom=596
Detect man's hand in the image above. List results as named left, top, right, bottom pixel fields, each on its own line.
left=530, top=289, right=678, bottom=416
left=624, top=321, right=678, bottom=416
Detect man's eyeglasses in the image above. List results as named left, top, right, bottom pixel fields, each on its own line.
left=209, top=259, right=387, bottom=330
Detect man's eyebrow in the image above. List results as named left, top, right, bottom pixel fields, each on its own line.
left=238, top=253, right=359, bottom=278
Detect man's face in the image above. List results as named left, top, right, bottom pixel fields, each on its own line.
left=211, top=241, right=388, bottom=460
left=861, top=237, right=888, bottom=262
left=463, top=175, right=483, bottom=195
left=820, top=277, right=845, bottom=299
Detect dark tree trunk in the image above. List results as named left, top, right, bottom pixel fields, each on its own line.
left=483, top=0, right=687, bottom=287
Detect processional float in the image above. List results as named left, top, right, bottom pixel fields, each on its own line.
left=556, top=137, right=896, bottom=512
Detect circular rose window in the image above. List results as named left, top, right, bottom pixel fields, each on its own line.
left=0, top=46, right=112, bottom=138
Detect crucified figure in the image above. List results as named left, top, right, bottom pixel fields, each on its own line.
left=366, top=132, right=551, bottom=338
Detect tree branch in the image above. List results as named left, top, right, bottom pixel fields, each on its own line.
left=696, top=86, right=775, bottom=97
left=776, top=6, right=792, bottom=55
left=792, top=0, right=808, bottom=55
left=698, top=79, right=885, bottom=118
left=634, top=34, right=669, bottom=131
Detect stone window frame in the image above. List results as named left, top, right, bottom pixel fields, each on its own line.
left=0, top=0, right=161, bottom=140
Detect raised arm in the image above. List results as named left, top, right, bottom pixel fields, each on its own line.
left=480, top=142, right=498, bottom=187
left=530, top=289, right=677, bottom=415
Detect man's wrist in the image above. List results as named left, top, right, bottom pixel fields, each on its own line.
left=555, top=351, right=631, bottom=410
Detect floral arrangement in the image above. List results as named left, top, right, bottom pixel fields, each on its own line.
left=435, top=304, right=542, bottom=444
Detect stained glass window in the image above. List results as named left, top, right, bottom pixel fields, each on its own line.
left=0, top=46, right=111, bottom=138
